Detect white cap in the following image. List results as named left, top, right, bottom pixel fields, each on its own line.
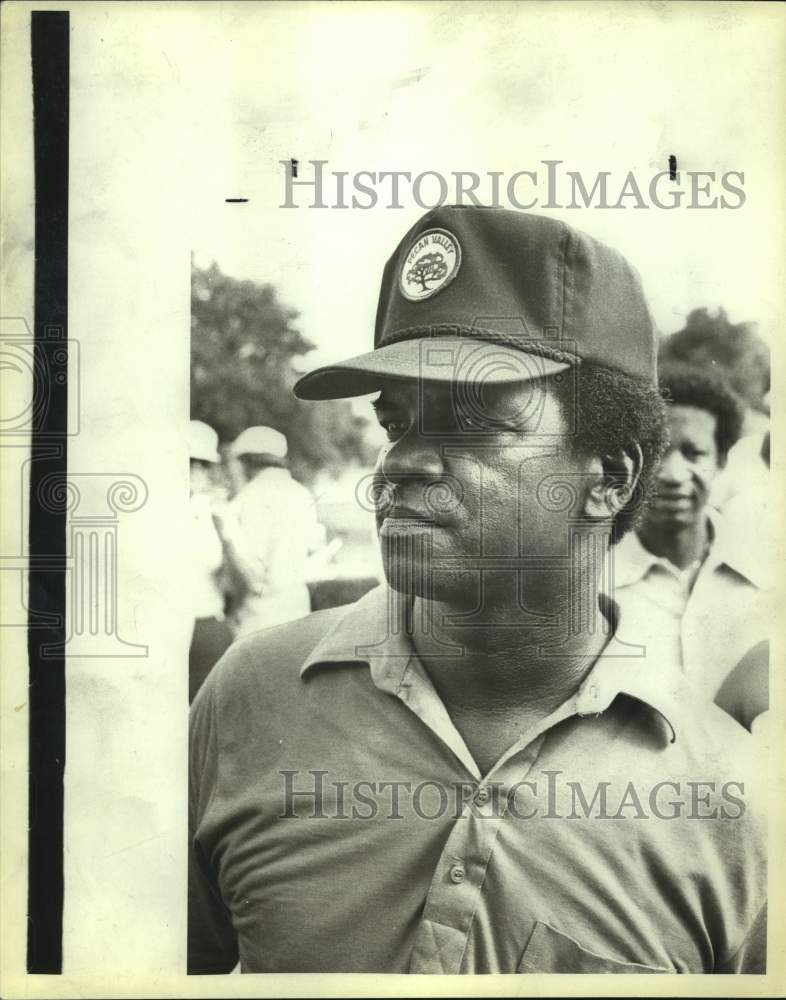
left=189, top=420, right=220, bottom=463
left=231, top=425, right=288, bottom=460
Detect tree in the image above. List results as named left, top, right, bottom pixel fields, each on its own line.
left=191, top=261, right=375, bottom=482
left=659, top=308, right=770, bottom=413
left=406, top=252, right=447, bottom=292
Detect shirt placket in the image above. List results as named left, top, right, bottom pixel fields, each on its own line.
left=680, top=563, right=717, bottom=685
left=369, top=629, right=622, bottom=974
left=410, top=675, right=615, bottom=975
left=406, top=675, right=620, bottom=974
left=407, top=736, right=546, bottom=974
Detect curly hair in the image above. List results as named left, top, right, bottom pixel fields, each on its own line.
left=657, top=364, right=744, bottom=460
left=552, top=364, right=669, bottom=544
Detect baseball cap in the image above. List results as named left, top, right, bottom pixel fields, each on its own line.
left=189, top=420, right=220, bottom=463
left=231, top=425, right=288, bottom=462
left=294, top=206, right=656, bottom=400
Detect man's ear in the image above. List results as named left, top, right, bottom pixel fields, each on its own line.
left=582, top=442, right=644, bottom=519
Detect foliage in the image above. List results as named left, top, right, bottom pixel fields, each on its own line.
left=659, top=308, right=770, bottom=413
left=191, top=261, right=374, bottom=482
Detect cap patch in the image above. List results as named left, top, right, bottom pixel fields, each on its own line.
left=398, top=228, right=461, bottom=302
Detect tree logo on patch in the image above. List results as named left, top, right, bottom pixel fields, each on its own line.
left=399, top=228, right=462, bottom=301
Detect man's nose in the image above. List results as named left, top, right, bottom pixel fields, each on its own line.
left=379, top=427, right=445, bottom=481
left=657, top=449, right=689, bottom=485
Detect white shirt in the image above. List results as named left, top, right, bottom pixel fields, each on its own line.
left=606, top=510, right=770, bottom=700
left=190, top=492, right=225, bottom=620
left=229, top=467, right=323, bottom=597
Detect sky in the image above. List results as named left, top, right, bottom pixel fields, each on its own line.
left=177, top=2, right=785, bottom=374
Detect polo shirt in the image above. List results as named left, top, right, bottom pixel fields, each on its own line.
left=607, top=509, right=770, bottom=700
left=189, top=585, right=766, bottom=975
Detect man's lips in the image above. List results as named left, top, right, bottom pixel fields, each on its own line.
left=381, top=505, right=438, bottom=523
left=377, top=504, right=458, bottom=534
left=651, top=493, right=695, bottom=510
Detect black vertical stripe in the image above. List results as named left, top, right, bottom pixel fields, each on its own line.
left=28, top=9, right=69, bottom=974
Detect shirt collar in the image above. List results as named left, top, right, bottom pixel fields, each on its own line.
left=612, top=508, right=763, bottom=590
left=572, top=639, right=677, bottom=743
left=300, top=584, right=417, bottom=690
left=301, top=585, right=679, bottom=743
left=704, top=508, right=767, bottom=587
left=610, top=531, right=663, bottom=587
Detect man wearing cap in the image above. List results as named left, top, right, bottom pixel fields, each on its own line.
left=189, top=208, right=765, bottom=974
left=218, top=426, right=324, bottom=637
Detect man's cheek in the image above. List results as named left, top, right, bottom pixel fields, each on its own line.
left=699, top=462, right=720, bottom=492
left=462, top=482, right=518, bottom=557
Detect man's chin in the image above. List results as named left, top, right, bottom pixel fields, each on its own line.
left=380, top=557, right=477, bottom=607
left=644, top=500, right=701, bottom=529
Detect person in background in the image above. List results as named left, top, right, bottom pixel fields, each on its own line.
left=609, top=365, right=770, bottom=706
left=189, top=420, right=233, bottom=702
left=224, top=441, right=249, bottom=500
left=217, top=426, right=325, bottom=637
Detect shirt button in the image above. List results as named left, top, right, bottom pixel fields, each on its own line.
left=449, top=864, right=466, bottom=884
left=475, top=785, right=490, bottom=805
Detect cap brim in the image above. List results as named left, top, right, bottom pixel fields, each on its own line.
left=294, top=337, right=570, bottom=400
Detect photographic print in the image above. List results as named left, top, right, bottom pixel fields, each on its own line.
left=1, top=1, right=784, bottom=996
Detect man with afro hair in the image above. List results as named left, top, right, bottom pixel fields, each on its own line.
left=609, top=363, right=770, bottom=718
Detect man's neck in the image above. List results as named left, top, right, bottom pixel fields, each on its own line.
left=637, top=511, right=711, bottom=570
left=410, top=583, right=610, bottom=724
